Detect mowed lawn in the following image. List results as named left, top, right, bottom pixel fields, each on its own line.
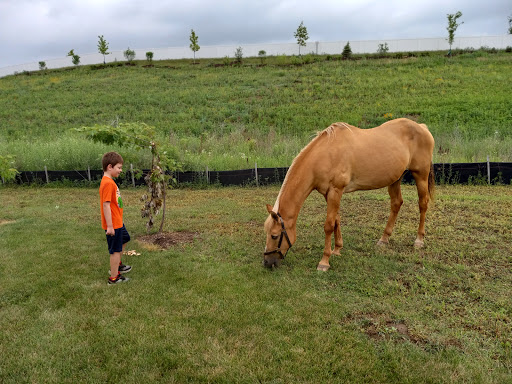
left=0, top=185, right=511, bottom=383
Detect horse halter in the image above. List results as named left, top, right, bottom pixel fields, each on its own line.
left=264, top=212, right=292, bottom=259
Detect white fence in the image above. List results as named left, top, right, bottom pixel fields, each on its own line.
left=1, top=35, right=511, bottom=78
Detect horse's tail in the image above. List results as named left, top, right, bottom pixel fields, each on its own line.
left=428, top=162, right=435, bottom=202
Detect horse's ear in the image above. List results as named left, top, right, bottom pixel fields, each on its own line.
left=266, top=204, right=279, bottom=221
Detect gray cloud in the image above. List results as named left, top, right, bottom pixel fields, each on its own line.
left=1, top=0, right=510, bottom=67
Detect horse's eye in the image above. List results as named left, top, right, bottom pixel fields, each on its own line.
left=271, top=235, right=279, bottom=240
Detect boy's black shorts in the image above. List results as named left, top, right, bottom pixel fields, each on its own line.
left=106, top=225, right=130, bottom=254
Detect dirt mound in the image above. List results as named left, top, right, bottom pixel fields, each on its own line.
left=137, top=231, right=199, bottom=249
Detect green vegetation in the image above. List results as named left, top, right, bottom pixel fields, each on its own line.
left=189, top=29, right=200, bottom=63
left=1, top=185, right=511, bottom=382
left=66, top=49, right=80, bottom=66
left=342, top=42, right=352, bottom=59
left=294, top=20, right=309, bottom=55
left=124, top=47, right=136, bottom=62
left=97, top=35, right=110, bottom=65
left=447, top=11, right=463, bottom=56
left=1, top=51, right=511, bottom=172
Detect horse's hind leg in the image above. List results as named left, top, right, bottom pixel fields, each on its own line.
left=378, top=178, right=403, bottom=246
left=412, top=171, right=430, bottom=248
left=318, top=187, right=343, bottom=271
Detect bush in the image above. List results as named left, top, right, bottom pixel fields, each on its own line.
left=124, top=47, right=136, bottom=62
left=342, top=42, right=352, bottom=60
left=146, top=52, right=154, bottom=62
left=505, top=46, right=512, bottom=53
left=303, top=54, right=313, bottom=64
left=39, top=61, right=47, bottom=71
left=234, top=47, right=243, bottom=65
left=258, top=50, right=266, bottom=65
left=0, top=154, right=18, bottom=183
left=377, top=43, right=389, bottom=54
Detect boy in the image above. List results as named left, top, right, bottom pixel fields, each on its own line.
left=99, top=151, right=132, bottom=284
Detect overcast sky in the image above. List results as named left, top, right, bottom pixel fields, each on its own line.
left=1, top=0, right=511, bottom=68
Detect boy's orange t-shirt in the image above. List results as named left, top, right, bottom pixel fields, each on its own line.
left=99, top=176, right=124, bottom=230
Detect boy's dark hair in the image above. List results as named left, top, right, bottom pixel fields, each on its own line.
left=102, top=152, right=124, bottom=171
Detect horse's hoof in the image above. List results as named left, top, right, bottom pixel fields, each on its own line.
left=376, top=240, right=388, bottom=247
left=414, top=240, right=424, bottom=248
left=317, top=264, right=330, bottom=272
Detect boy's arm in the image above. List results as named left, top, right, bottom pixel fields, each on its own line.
left=103, top=201, right=115, bottom=235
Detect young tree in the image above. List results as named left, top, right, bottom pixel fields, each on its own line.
left=75, top=122, right=180, bottom=233
left=67, top=49, right=80, bottom=66
left=124, top=47, right=136, bottom=62
left=0, top=155, right=18, bottom=183
left=341, top=42, right=352, bottom=59
left=39, top=61, right=47, bottom=70
left=294, top=21, right=309, bottom=55
left=258, top=50, right=267, bottom=65
left=377, top=42, right=389, bottom=54
left=189, top=29, right=200, bottom=63
left=446, top=11, right=463, bottom=56
left=234, top=46, right=243, bottom=65
left=146, top=52, right=154, bottom=63
left=97, top=35, right=110, bottom=64
left=508, top=15, right=512, bottom=34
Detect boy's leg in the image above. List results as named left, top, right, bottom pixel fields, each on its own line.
left=118, top=225, right=132, bottom=273
left=110, top=252, right=121, bottom=279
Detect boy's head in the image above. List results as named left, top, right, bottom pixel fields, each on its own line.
left=102, top=152, right=124, bottom=172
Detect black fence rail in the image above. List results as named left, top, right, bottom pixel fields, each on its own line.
left=9, top=163, right=512, bottom=186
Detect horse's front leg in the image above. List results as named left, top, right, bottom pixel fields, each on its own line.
left=332, top=213, right=343, bottom=255
left=318, top=188, right=343, bottom=272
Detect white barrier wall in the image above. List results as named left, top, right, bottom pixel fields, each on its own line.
left=1, top=35, right=511, bottom=78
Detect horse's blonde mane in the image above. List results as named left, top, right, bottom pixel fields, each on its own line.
left=272, top=123, right=351, bottom=213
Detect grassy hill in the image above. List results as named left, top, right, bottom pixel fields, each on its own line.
left=1, top=51, right=511, bottom=171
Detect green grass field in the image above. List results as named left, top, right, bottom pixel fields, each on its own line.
left=1, top=185, right=511, bottom=383
left=1, top=50, right=511, bottom=172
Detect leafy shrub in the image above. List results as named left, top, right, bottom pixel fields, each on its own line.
left=146, top=52, right=154, bottom=62
left=303, top=54, right=313, bottom=64
left=377, top=43, right=389, bottom=54
left=0, top=154, right=18, bottom=183
left=124, top=47, right=136, bottom=62
left=505, top=46, right=512, bottom=53
left=258, top=50, right=266, bottom=65
left=67, top=49, right=80, bottom=66
left=276, top=54, right=288, bottom=66
left=234, top=47, right=243, bottom=65
left=39, top=61, right=47, bottom=70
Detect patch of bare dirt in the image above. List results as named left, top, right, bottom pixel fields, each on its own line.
left=137, top=231, right=199, bottom=249
left=342, top=312, right=463, bottom=351
left=0, top=220, right=15, bottom=226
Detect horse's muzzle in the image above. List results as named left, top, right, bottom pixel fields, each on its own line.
left=263, top=256, right=281, bottom=269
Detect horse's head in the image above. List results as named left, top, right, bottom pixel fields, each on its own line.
left=263, top=204, right=294, bottom=268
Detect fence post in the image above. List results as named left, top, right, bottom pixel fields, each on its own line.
left=487, top=155, right=491, bottom=185
left=87, top=165, right=91, bottom=182
left=130, top=164, right=135, bottom=187
left=255, top=162, right=259, bottom=187
left=44, top=165, right=49, bottom=184
left=206, top=166, right=209, bottom=184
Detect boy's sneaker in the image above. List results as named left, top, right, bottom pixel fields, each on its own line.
left=109, top=263, right=132, bottom=275
left=118, top=263, right=132, bottom=273
left=108, top=274, right=130, bottom=285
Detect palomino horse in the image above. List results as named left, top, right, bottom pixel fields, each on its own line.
left=264, top=118, right=435, bottom=271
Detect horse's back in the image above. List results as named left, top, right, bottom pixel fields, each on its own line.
left=323, top=118, right=434, bottom=192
